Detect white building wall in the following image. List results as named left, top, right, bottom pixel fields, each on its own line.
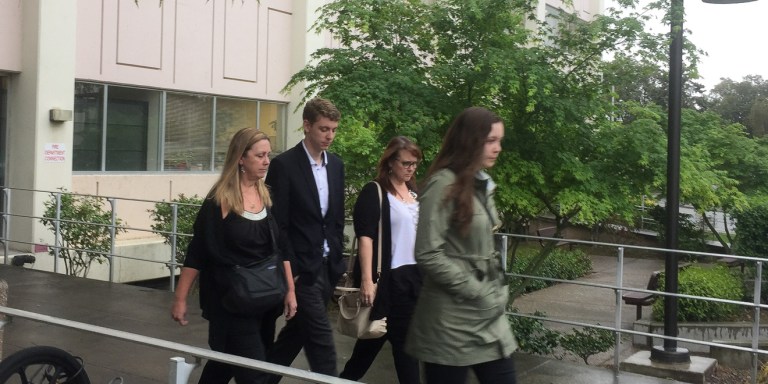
left=284, top=0, right=334, bottom=147
left=6, top=0, right=77, bottom=254
left=541, top=0, right=605, bottom=21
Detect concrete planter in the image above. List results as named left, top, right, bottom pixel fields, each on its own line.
left=632, top=319, right=768, bottom=353
left=632, top=319, right=768, bottom=368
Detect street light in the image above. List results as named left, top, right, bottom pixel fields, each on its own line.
left=652, top=0, right=758, bottom=364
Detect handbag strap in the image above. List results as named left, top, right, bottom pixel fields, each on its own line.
left=345, top=236, right=358, bottom=274
left=372, top=181, right=383, bottom=275
left=345, top=181, right=384, bottom=278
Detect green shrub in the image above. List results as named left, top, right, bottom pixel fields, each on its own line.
left=652, top=265, right=744, bottom=322
left=733, top=198, right=768, bottom=260
left=509, top=247, right=592, bottom=293
left=507, top=308, right=560, bottom=356
left=40, top=189, right=126, bottom=277
left=733, top=200, right=768, bottom=303
left=148, top=194, right=203, bottom=266
left=560, top=326, right=614, bottom=365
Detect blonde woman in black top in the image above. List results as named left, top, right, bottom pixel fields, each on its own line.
left=171, top=128, right=297, bottom=384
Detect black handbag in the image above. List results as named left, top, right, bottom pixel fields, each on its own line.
left=217, top=212, right=287, bottom=315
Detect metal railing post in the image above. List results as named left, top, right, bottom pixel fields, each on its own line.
left=614, top=247, right=624, bottom=380
left=108, top=198, right=117, bottom=283
left=751, top=261, right=762, bottom=384
left=500, top=234, right=508, bottom=273
left=2, top=187, right=9, bottom=265
left=0, top=279, right=7, bottom=359
left=170, top=203, right=179, bottom=292
left=169, top=356, right=198, bottom=384
left=54, top=192, right=62, bottom=274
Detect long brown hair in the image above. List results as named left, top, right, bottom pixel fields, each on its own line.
left=209, top=128, right=272, bottom=214
left=427, top=107, right=502, bottom=236
left=374, top=136, right=422, bottom=195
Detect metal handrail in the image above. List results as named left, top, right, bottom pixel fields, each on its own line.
left=0, top=305, right=357, bottom=384
left=3, top=185, right=768, bottom=382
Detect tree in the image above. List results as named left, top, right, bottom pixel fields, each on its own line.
left=707, top=75, right=768, bottom=136
left=40, top=190, right=126, bottom=277
left=747, top=97, right=768, bottom=137
left=602, top=52, right=707, bottom=112
left=284, top=0, right=768, bottom=300
left=283, top=0, right=690, bottom=304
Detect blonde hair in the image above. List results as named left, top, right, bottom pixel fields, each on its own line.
left=209, top=128, right=273, bottom=214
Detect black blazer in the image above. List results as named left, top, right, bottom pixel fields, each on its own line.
left=265, top=141, right=346, bottom=285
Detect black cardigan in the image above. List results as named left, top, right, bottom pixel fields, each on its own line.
left=352, top=181, right=394, bottom=320
left=184, top=197, right=280, bottom=319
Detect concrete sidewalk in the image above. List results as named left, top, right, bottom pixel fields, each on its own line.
left=0, top=254, right=686, bottom=384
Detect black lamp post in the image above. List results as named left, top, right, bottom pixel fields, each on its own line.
left=650, top=0, right=757, bottom=364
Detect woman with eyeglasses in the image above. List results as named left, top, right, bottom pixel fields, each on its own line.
left=339, top=136, right=423, bottom=384
left=405, top=107, right=517, bottom=384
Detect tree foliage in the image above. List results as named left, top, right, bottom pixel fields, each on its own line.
left=285, top=0, right=662, bottom=233
left=707, top=75, right=768, bottom=137
left=283, top=0, right=768, bottom=265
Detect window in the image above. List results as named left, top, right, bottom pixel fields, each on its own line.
left=73, top=82, right=286, bottom=172
left=165, top=93, right=213, bottom=171
left=106, top=86, right=161, bottom=171
left=543, top=5, right=583, bottom=48
left=73, top=83, right=104, bottom=171
left=214, top=98, right=257, bottom=170
left=258, top=101, right=285, bottom=151
left=74, top=83, right=161, bottom=171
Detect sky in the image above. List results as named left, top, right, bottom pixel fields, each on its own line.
left=608, top=0, right=768, bottom=90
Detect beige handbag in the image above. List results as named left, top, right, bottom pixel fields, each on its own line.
left=336, top=182, right=387, bottom=339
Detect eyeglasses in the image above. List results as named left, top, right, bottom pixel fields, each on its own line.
left=398, top=160, right=419, bottom=169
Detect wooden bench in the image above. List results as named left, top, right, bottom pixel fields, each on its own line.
left=536, top=227, right=572, bottom=249
left=622, top=270, right=661, bottom=320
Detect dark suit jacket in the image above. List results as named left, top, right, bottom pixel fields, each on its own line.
left=265, top=141, right=346, bottom=286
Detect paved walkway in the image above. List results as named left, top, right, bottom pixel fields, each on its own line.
left=0, top=253, right=686, bottom=384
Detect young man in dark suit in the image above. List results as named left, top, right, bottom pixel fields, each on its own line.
left=264, top=98, right=346, bottom=381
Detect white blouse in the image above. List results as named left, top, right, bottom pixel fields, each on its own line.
left=387, top=193, right=419, bottom=269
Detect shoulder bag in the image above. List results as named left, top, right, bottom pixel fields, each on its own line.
left=216, top=212, right=287, bottom=315
left=336, top=182, right=387, bottom=339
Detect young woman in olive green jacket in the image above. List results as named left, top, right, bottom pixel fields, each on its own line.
left=405, top=107, right=518, bottom=384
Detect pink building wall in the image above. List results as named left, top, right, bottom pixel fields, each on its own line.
left=74, top=0, right=294, bottom=101
left=0, top=0, right=22, bottom=72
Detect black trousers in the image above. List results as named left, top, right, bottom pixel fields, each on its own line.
left=424, top=357, right=516, bottom=384
left=265, top=266, right=337, bottom=383
left=198, top=308, right=278, bottom=384
left=339, top=265, right=421, bottom=383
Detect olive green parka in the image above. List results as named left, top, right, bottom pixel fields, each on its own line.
left=405, top=169, right=517, bottom=366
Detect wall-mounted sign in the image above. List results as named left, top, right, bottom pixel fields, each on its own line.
left=44, top=143, right=66, bottom=163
